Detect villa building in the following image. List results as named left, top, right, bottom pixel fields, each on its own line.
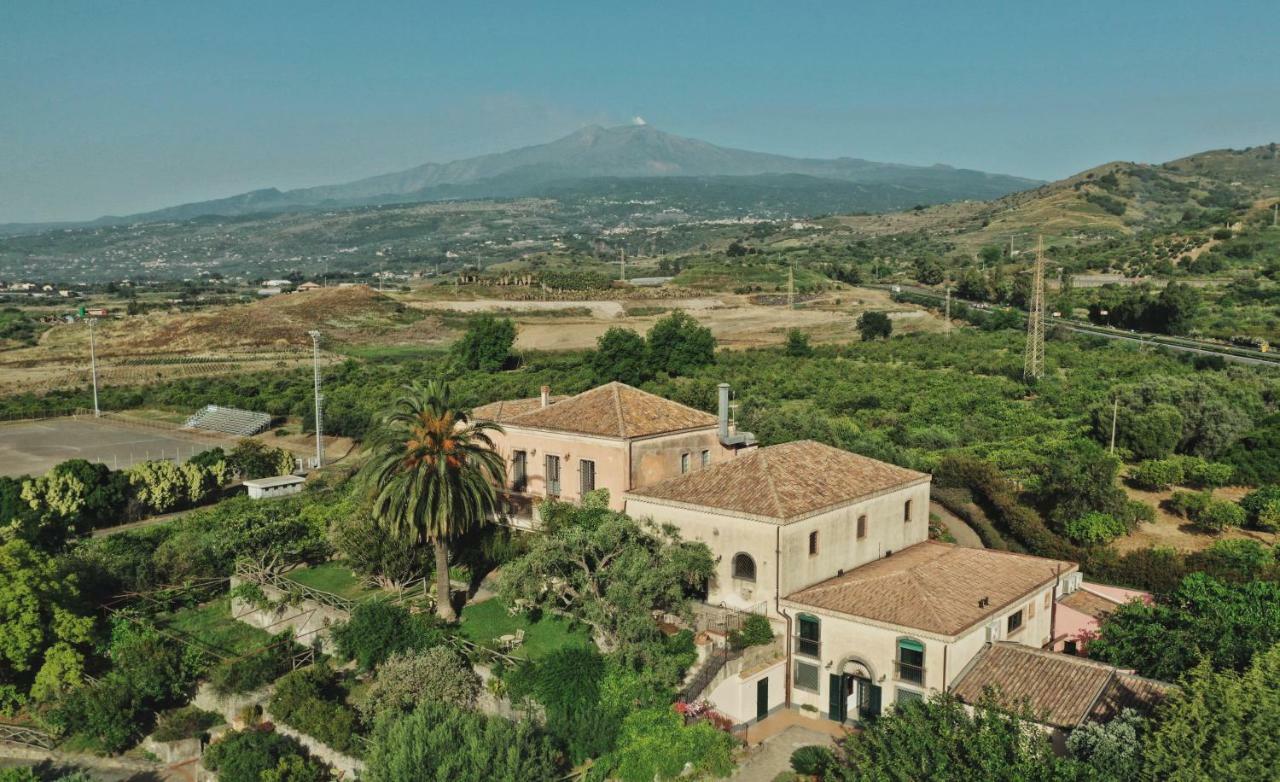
left=473, top=381, right=757, bottom=524
left=476, top=381, right=1158, bottom=732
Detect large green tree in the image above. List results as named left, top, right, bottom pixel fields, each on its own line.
left=1142, top=642, right=1280, bottom=781
left=1088, top=573, right=1280, bottom=681
left=856, top=311, right=893, bottom=341
left=452, top=314, right=517, bottom=372
left=0, top=539, right=95, bottom=711
left=591, top=327, right=651, bottom=386
left=360, top=381, right=505, bottom=621
left=499, top=497, right=714, bottom=670
left=645, top=311, right=715, bottom=376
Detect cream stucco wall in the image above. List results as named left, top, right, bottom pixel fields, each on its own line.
left=623, top=479, right=931, bottom=613
left=630, top=429, right=739, bottom=488
left=489, top=427, right=630, bottom=509
left=782, top=583, right=1058, bottom=718
left=705, top=660, right=788, bottom=726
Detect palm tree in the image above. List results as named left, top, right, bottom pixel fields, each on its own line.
left=360, top=381, right=505, bottom=621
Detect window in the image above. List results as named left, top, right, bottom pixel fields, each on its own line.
left=680, top=453, right=691, bottom=474
left=545, top=455, right=561, bottom=496
left=796, top=614, right=821, bottom=658
left=701, top=449, right=711, bottom=468
left=732, top=553, right=756, bottom=582
left=1007, top=609, right=1024, bottom=634
left=895, top=687, right=924, bottom=706
left=579, top=459, right=596, bottom=495
left=904, top=499, right=912, bottom=523
left=897, top=639, right=925, bottom=684
left=856, top=514, right=867, bottom=540
left=809, top=531, right=819, bottom=556
left=512, top=450, right=527, bottom=492
left=1064, top=640, right=1079, bottom=656
left=793, top=661, right=820, bottom=692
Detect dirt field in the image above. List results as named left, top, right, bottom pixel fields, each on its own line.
left=408, top=288, right=943, bottom=351
left=0, top=415, right=355, bottom=477
left=1111, top=485, right=1276, bottom=554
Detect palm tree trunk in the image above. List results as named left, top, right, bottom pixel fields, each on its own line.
left=433, top=538, right=457, bottom=622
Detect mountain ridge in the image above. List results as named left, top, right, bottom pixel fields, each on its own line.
left=1, top=124, right=1042, bottom=233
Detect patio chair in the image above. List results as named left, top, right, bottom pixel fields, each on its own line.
left=506, top=629, right=526, bottom=651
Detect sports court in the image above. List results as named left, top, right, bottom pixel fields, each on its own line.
left=0, top=417, right=228, bottom=477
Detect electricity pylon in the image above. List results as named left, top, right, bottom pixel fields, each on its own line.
left=1023, top=237, right=1046, bottom=381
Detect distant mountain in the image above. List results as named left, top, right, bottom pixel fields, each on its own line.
left=1, top=125, right=1041, bottom=232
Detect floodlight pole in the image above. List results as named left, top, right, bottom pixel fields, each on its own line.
left=308, top=330, right=324, bottom=469
left=88, top=316, right=100, bottom=417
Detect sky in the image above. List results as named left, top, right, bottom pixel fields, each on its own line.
left=1, top=1, right=1277, bottom=223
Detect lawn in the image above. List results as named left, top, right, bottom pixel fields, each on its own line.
left=285, top=561, right=380, bottom=601
left=160, top=597, right=274, bottom=658
left=458, top=598, right=593, bottom=660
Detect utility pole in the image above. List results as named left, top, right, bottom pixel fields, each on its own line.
left=944, top=285, right=952, bottom=337
left=619, top=248, right=626, bottom=282
left=1273, top=202, right=1278, bottom=227
left=308, top=331, right=324, bottom=469
left=1109, top=398, right=1119, bottom=454
left=1023, top=236, right=1046, bottom=381
left=88, top=316, right=100, bottom=417
left=788, top=263, right=795, bottom=310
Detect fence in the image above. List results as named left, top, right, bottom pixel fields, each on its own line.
left=0, top=723, right=56, bottom=751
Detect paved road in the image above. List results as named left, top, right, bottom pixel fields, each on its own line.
left=931, top=501, right=983, bottom=548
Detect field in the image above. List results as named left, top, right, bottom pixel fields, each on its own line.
left=0, top=416, right=232, bottom=477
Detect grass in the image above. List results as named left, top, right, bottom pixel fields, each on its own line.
left=285, top=560, right=380, bottom=601
left=160, top=597, right=274, bottom=658
left=458, top=598, right=593, bottom=661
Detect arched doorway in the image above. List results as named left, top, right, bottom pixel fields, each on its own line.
left=828, top=657, right=881, bottom=724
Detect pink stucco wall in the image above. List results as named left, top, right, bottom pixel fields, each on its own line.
left=1053, top=581, right=1151, bottom=654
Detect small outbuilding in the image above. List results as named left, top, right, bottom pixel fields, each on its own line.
left=243, top=474, right=306, bottom=500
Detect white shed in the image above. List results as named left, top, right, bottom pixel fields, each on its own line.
left=243, top=474, right=306, bottom=500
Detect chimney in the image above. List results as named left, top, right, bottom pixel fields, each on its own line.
left=717, top=383, right=731, bottom=440
left=716, top=383, right=757, bottom=448
left=540, top=385, right=550, bottom=408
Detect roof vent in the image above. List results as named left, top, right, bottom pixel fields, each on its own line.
left=978, top=597, right=990, bottom=608
left=717, top=383, right=756, bottom=448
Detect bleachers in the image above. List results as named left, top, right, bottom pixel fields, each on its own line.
left=183, top=405, right=273, bottom=437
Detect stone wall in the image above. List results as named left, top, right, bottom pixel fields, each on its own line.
left=229, top=575, right=351, bottom=654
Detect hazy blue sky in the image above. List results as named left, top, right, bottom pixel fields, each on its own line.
left=2, top=1, right=1277, bottom=222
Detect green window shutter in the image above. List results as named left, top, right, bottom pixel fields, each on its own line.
left=898, top=638, right=924, bottom=653
left=828, top=674, right=843, bottom=721
left=868, top=684, right=882, bottom=718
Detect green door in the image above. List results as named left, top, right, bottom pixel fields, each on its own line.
left=828, top=674, right=846, bottom=722
left=756, top=677, right=769, bottom=721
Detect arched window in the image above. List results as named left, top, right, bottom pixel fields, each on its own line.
left=732, top=553, right=756, bottom=582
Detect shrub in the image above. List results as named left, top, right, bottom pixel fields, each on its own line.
left=1064, top=512, right=1128, bottom=546
left=203, top=728, right=324, bottom=782
left=1196, top=499, right=1246, bottom=533
left=730, top=614, right=775, bottom=649
left=269, top=664, right=363, bottom=755
left=605, top=707, right=735, bottom=782
left=790, top=745, right=837, bottom=776
left=49, top=676, right=142, bottom=754
left=1129, top=459, right=1183, bottom=490
left=331, top=601, right=445, bottom=671
left=1167, top=490, right=1211, bottom=519
left=209, top=633, right=297, bottom=695
left=363, top=700, right=561, bottom=782
left=358, top=647, right=480, bottom=722
left=1119, top=499, right=1156, bottom=529
left=1185, top=460, right=1235, bottom=489
left=1240, top=486, right=1280, bottom=530
left=152, top=705, right=223, bottom=742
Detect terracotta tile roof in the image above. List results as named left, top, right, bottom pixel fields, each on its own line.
left=471, top=395, right=567, bottom=423
left=626, top=440, right=928, bottom=523
left=1059, top=589, right=1123, bottom=621
left=950, top=643, right=1173, bottom=729
left=784, top=541, right=1074, bottom=636
left=495, top=382, right=717, bottom=439
left=1088, top=672, right=1176, bottom=723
